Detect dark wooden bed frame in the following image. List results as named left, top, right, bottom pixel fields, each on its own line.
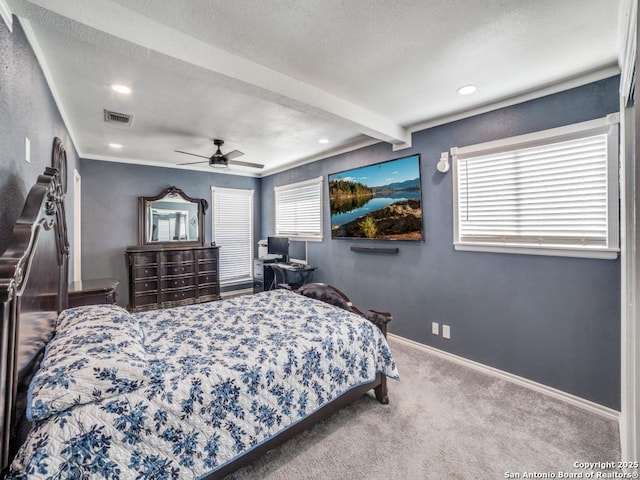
left=0, top=167, right=69, bottom=475
left=0, top=168, right=392, bottom=479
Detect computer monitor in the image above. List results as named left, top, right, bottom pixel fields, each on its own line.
left=288, top=240, right=307, bottom=265
left=267, top=236, right=289, bottom=261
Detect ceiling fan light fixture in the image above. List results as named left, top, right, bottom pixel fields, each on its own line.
left=210, top=157, right=228, bottom=168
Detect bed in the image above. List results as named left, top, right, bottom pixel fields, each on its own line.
left=0, top=168, right=399, bottom=479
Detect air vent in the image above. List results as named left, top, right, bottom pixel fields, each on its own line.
left=103, top=109, right=133, bottom=126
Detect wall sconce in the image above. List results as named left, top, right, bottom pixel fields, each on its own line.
left=436, top=152, right=450, bottom=173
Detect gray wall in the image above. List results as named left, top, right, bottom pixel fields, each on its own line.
left=261, top=76, right=621, bottom=409
left=0, top=11, right=622, bottom=412
left=79, top=160, right=261, bottom=305
left=0, top=17, right=78, bottom=269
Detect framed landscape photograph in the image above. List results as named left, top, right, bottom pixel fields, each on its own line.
left=329, top=154, right=423, bottom=241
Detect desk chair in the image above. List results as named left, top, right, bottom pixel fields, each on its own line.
left=269, top=264, right=292, bottom=290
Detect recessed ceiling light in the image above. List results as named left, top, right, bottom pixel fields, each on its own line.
left=110, top=84, right=132, bottom=95
left=318, top=138, right=330, bottom=144
left=108, top=143, right=123, bottom=149
left=457, top=84, right=477, bottom=95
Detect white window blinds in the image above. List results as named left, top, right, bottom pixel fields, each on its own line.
left=212, top=187, right=254, bottom=285
left=275, top=176, right=323, bottom=240
left=452, top=115, right=619, bottom=258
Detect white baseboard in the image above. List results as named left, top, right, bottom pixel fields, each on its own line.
left=388, top=333, right=620, bottom=421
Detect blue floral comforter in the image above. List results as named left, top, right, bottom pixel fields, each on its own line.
left=8, top=289, right=399, bottom=479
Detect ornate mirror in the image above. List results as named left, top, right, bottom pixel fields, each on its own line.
left=138, top=186, right=208, bottom=247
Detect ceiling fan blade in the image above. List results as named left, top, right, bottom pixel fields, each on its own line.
left=178, top=160, right=210, bottom=166
left=229, top=159, right=265, bottom=169
left=174, top=150, right=210, bottom=159
left=224, top=149, right=244, bottom=160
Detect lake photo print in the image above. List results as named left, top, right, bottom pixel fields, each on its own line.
left=329, top=154, right=423, bottom=240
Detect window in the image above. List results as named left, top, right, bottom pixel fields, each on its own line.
left=275, top=176, right=323, bottom=240
left=212, top=187, right=254, bottom=285
left=452, top=115, right=619, bottom=259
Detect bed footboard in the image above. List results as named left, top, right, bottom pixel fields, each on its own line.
left=365, top=309, right=392, bottom=404
left=296, top=283, right=393, bottom=404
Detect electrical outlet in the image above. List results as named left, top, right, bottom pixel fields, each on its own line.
left=25, top=137, right=30, bottom=163
left=442, top=324, right=451, bottom=339
left=431, top=322, right=439, bottom=335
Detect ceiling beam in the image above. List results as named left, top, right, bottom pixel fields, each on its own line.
left=9, top=0, right=411, bottom=148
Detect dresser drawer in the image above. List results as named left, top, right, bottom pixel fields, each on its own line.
left=131, top=252, right=157, bottom=266
left=162, top=289, right=196, bottom=303
left=162, top=250, right=194, bottom=264
left=134, top=292, right=159, bottom=307
left=134, top=265, right=159, bottom=279
left=162, top=276, right=196, bottom=289
left=162, top=264, right=195, bottom=276
left=198, top=261, right=218, bottom=274
left=198, top=285, right=219, bottom=298
left=134, top=279, right=159, bottom=293
left=198, top=272, right=218, bottom=285
left=198, top=249, right=218, bottom=260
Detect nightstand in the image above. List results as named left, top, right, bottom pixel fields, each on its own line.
left=68, top=278, right=120, bottom=308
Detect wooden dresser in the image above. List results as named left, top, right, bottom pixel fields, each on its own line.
left=126, top=245, right=220, bottom=312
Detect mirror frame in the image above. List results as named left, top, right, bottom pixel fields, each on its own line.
left=138, top=186, right=208, bottom=247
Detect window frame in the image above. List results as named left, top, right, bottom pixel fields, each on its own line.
left=211, top=186, right=254, bottom=286
left=451, top=114, right=620, bottom=259
left=274, top=176, right=323, bottom=241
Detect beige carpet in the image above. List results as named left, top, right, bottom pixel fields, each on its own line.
left=226, top=336, right=620, bottom=480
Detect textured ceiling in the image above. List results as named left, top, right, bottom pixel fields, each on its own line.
left=6, top=0, right=623, bottom=176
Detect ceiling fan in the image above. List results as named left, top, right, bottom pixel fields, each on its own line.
left=175, top=139, right=264, bottom=169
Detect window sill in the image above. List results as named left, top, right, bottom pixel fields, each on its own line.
left=277, top=235, right=323, bottom=242
left=454, top=243, right=619, bottom=260
left=220, top=277, right=254, bottom=287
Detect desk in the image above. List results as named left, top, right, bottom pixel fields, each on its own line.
left=265, top=263, right=316, bottom=291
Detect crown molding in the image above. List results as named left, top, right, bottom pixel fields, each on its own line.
left=19, top=18, right=81, bottom=154
left=408, top=65, right=620, bottom=135
left=617, top=0, right=636, bottom=104
left=81, top=154, right=263, bottom=178
left=0, top=0, right=12, bottom=32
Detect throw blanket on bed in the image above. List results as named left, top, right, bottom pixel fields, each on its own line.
left=8, top=289, right=399, bottom=479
